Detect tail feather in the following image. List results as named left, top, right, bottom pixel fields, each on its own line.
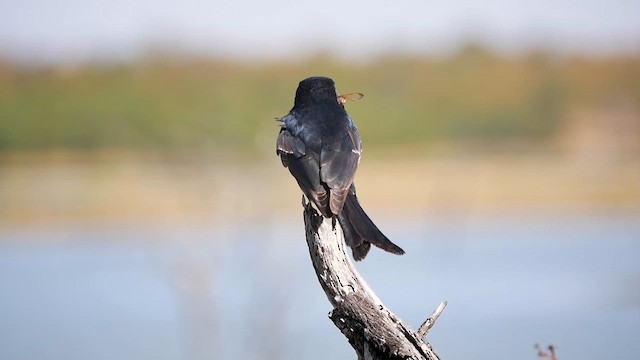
left=337, top=188, right=405, bottom=260
left=352, top=242, right=371, bottom=262
left=336, top=211, right=371, bottom=261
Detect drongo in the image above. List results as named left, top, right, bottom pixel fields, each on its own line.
left=276, top=76, right=404, bottom=261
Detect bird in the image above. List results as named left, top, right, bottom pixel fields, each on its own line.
left=276, top=76, right=405, bottom=261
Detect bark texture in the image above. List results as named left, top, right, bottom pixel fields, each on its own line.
left=303, top=201, right=442, bottom=360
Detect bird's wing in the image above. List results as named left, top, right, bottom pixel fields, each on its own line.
left=320, top=124, right=362, bottom=214
left=277, top=128, right=331, bottom=217
left=276, top=127, right=306, bottom=157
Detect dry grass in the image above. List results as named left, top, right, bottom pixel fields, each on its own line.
left=1, top=149, right=638, bottom=228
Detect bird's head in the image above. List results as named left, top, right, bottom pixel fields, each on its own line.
left=294, top=76, right=339, bottom=107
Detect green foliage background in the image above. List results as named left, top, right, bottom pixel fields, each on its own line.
left=1, top=45, right=638, bottom=153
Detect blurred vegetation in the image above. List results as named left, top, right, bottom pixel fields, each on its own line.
left=0, top=44, right=639, bottom=154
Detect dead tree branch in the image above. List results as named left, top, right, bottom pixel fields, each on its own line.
left=417, top=302, right=448, bottom=339
left=302, top=200, right=443, bottom=360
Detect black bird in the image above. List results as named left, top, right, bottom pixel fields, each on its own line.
left=276, top=76, right=405, bottom=260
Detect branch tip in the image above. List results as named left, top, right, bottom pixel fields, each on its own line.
left=417, top=301, right=448, bottom=339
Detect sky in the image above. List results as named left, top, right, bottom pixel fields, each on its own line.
left=1, top=0, right=639, bottom=64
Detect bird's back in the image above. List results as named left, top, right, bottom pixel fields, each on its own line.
left=292, top=102, right=356, bottom=153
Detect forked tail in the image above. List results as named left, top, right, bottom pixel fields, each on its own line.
left=337, top=187, right=405, bottom=261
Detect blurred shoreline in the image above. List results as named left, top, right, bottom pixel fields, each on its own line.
left=2, top=50, right=639, bottom=229
left=1, top=148, right=638, bottom=229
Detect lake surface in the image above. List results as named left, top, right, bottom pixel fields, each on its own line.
left=1, top=210, right=639, bottom=360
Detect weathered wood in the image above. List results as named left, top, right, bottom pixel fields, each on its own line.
left=417, top=302, right=448, bottom=339
left=303, top=200, right=443, bottom=360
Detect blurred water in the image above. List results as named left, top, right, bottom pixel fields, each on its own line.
left=1, top=211, right=639, bottom=360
